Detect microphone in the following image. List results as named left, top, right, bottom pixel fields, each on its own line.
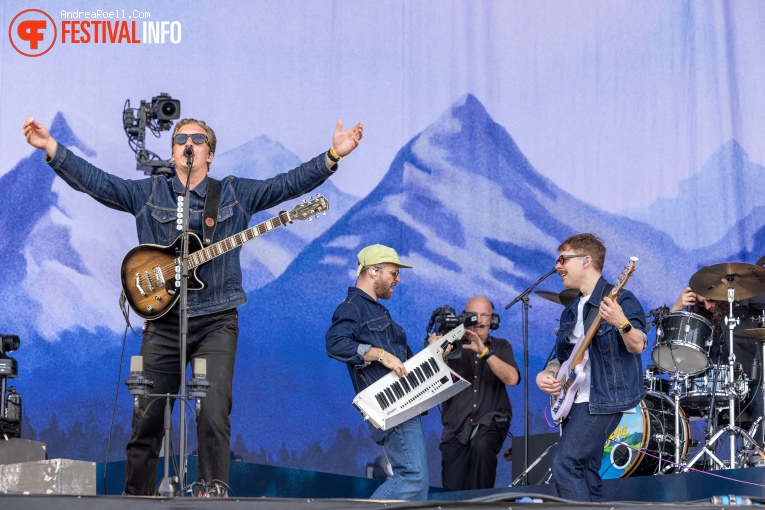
left=188, top=358, right=211, bottom=417
left=184, top=146, right=194, bottom=166
left=124, top=356, right=153, bottom=411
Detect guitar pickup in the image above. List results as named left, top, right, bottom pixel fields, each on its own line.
left=153, top=267, right=165, bottom=286
left=143, top=271, right=155, bottom=291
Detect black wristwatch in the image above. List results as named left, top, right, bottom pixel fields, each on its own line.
left=327, top=148, right=340, bottom=163
left=617, top=322, right=632, bottom=334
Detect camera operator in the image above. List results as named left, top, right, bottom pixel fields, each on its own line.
left=428, top=296, right=520, bottom=490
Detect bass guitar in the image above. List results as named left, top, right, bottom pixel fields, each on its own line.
left=120, top=195, right=329, bottom=320
left=549, top=257, right=637, bottom=424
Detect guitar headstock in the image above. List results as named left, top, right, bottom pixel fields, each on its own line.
left=610, top=256, right=638, bottom=297
left=289, top=195, right=330, bottom=221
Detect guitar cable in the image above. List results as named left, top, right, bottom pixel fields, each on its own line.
left=101, top=291, right=144, bottom=494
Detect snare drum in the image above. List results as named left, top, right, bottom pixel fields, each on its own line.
left=672, top=365, right=749, bottom=414
left=600, top=392, right=690, bottom=479
left=652, top=312, right=713, bottom=375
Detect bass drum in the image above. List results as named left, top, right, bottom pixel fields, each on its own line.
left=599, top=392, right=690, bottom=479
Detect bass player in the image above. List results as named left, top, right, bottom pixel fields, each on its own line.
left=535, top=233, right=647, bottom=502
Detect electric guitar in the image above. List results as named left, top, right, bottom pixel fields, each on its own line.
left=120, top=195, right=329, bottom=320
left=549, top=257, right=637, bottom=424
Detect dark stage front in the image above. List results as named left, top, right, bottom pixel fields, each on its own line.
left=2, top=454, right=765, bottom=509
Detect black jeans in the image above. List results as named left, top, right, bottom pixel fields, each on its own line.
left=124, top=309, right=239, bottom=495
left=440, top=418, right=509, bottom=490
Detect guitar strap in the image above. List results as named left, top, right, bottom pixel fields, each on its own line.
left=582, top=282, right=614, bottom=334
left=202, top=177, right=221, bottom=246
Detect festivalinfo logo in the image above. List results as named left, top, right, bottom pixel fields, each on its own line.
left=9, top=8, right=182, bottom=57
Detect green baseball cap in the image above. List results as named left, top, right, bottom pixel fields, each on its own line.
left=356, top=244, right=413, bottom=276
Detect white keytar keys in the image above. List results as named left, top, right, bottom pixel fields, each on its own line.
left=352, top=325, right=470, bottom=430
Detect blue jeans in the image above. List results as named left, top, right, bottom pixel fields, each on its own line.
left=367, top=416, right=429, bottom=500
left=550, top=403, right=621, bottom=502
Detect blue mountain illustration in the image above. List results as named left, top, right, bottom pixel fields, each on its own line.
left=231, top=94, right=701, bottom=455
left=6, top=98, right=765, bottom=479
left=0, top=113, right=97, bottom=335
left=624, top=140, right=765, bottom=252
left=205, top=134, right=359, bottom=290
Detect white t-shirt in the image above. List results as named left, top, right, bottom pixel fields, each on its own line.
left=568, top=294, right=591, bottom=403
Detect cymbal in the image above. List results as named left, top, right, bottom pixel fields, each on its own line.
left=535, top=289, right=579, bottom=307
left=688, top=262, right=765, bottom=301
left=735, top=328, right=765, bottom=341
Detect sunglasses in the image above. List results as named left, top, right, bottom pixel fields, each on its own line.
left=174, top=133, right=208, bottom=145
left=556, top=254, right=587, bottom=265
left=373, top=266, right=400, bottom=278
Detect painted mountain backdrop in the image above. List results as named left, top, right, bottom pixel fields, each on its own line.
left=4, top=94, right=764, bottom=485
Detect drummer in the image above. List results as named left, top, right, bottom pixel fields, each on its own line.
left=670, top=287, right=763, bottom=442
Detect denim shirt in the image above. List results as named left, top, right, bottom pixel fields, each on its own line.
left=47, top=144, right=334, bottom=316
left=551, top=276, right=646, bottom=414
left=326, top=287, right=410, bottom=394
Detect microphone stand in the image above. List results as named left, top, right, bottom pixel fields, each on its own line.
left=505, top=266, right=558, bottom=486
left=158, top=148, right=193, bottom=497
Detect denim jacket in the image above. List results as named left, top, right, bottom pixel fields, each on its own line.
left=47, top=144, right=334, bottom=316
left=551, top=276, right=646, bottom=414
left=326, top=287, right=410, bottom=394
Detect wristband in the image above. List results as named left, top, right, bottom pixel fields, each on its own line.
left=328, top=146, right=343, bottom=162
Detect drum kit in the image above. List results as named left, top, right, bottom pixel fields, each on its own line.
left=536, top=262, right=765, bottom=478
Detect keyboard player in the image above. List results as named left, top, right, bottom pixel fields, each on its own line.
left=325, top=244, right=428, bottom=500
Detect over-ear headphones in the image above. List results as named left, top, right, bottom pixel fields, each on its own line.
left=463, top=300, right=500, bottom=330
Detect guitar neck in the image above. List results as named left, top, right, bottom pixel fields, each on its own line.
left=567, top=258, right=637, bottom=371
left=186, top=211, right=291, bottom=270
left=568, top=303, right=607, bottom=369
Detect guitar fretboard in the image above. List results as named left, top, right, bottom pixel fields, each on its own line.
left=183, top=211, right=291, bottom=270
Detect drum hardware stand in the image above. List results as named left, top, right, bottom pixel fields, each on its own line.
left=509, top=440, right=556, bottom=486
left=684, top=282, right=764, bottom=470
left=750, top=313, right=765, bottom=448
left=687, top=263, right=765, bottom=469
left=725, top=284, right=740, bottom=468
left=669, top=370, right=685, bottom=471
left=509, top=426, right=560, bottom=487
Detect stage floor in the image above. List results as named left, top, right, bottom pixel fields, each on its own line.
left=2, top=458, right=764, bottom=509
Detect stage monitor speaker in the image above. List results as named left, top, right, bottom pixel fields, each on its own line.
left=510, top=432, right=559, bottom=485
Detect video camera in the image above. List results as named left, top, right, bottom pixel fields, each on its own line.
left=0, top=334, right=19, bottom=378
left=425, top=305, right=478, bottom=339
left=122, top=92, right=182, bottom=176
